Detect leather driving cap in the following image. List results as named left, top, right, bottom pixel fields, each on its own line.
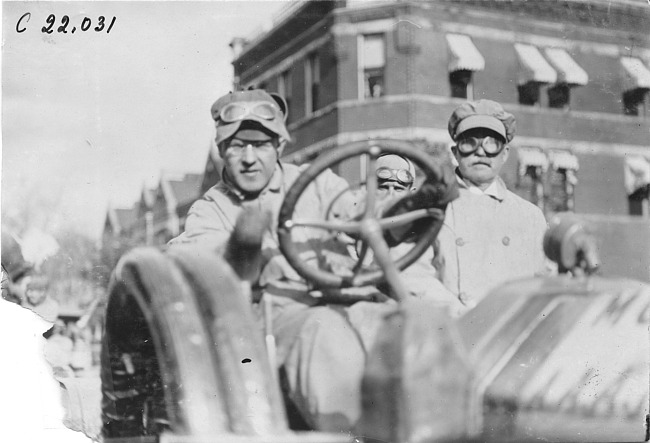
left=211, top=89, right=291, bottom=144
left=448, top=99, right=516, bottom=143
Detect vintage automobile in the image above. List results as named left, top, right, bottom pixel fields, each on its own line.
left=99, top=140, right=650, bottom=443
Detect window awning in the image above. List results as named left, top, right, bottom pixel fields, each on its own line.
left=517, top=147, right=549, bottom=176
left=621, top=57, right=650, bottom=92
left=446, top=34, right=485, bottom=72
left=624, top=155, right=650, bottom=195
left=515, top=43, right=557, bottom=85
left=544, top=48, right=588, bottom=86
left=548, top=150, right=579, bottom=171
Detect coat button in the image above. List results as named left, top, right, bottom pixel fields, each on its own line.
left=455, top=237, right=465, bottom=246
left=502, top=236, right=510, bottom=246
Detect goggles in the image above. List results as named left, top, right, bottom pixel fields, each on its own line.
left=218, top=101, right=283, bottom=124
left=224, top=139, right=276, bottom=156
left=376, top=167, right=414, bottom=186
left=457, top=136, right=505, bottom=156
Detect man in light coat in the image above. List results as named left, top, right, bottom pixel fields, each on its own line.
left=435, top=99, right=548, bottom=314
left=170, top=89, right=458, bottom=432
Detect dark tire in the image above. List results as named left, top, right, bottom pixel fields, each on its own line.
left=100, top=246, right=289, bottom=439
left=166, top=246, right=288, bottom=435
left=100, top=247, right=229, bottom=438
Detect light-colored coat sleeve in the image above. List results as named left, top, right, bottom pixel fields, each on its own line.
left=168, top=187, right=240, bottom=251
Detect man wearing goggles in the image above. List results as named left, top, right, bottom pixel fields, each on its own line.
left=375, top=154, right=416, bottom=197
left=369, top=155, right=462, bottom=312
left=170, top=89, right=458, bottom=434
left=433, top=99, right=549, bottom=315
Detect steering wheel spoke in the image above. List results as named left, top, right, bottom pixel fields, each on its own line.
left=363, top=152, right=380, bottom=219
left=284, top=218, right=362, bottom=235
left=378, top=208, right=445, bottom=230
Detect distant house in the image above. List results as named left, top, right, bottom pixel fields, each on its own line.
left=131, top=186, right=157, bottom=245
left=167, top=173, right=204, bottom=234
left=103, top=204, right=139, bottom=239
left=149, top=172, right=203, bottom=242
left=102, top=172, right=204, bottom=263
left=101, top=203, right=140, bottom=277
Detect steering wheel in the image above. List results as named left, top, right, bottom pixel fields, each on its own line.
left=278, top=139, right=448, bottom=295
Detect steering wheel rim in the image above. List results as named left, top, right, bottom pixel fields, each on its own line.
left=278, top=139, right=448, bottom=289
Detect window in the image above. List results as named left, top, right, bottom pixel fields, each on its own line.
left=516, top=148, right=548, bottom=210
left=518, top=166, right=545, bottom=208
left=449, top=69, right=473, bottom=99
left=545, top=150, right=579, bottom=213
left=445, top=34, right=484, bottom=100
left=621, top=57, right=650, bottom=116
left=625, top=156, right=650, bottom=217
left=305, top=53, right=320, bottom=115
left=518, top=82, right=541, bottom=106
left=543, top=48, right=588, bottom=110
left=547, top=84, right=570, bottom=109
left=278, top=69, right=292, bottom=122
left=546, top=169, right=574, bottom=212
left=628, top=187, right=650, bottom=217
left=514, top=43, right=556, bottom=107
left=623, top=88, right=648, bottom=116
left=359, top=34, right=385, bottom=99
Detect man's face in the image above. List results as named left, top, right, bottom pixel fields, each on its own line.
left=452, top=128, right=509, bottom=190
left=220, top=132, right=282, bottom=197
left=375, top=154, right=414, bottom=199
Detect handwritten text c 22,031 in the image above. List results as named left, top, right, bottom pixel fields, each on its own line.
left=16, top=13, right=117, bottom=34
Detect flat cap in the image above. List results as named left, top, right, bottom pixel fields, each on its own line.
left=448, top=99, right=516, bottom=143
left=211, top=89, right=291, bottom=145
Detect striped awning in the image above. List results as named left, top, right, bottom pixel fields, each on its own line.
left=515, top=43, right=557, bottom=85
left=624, top=155, right=650, bottom=195
left=446, top=34, right=485, bottom=72
left=544, top=48, right=588, bottom=86
left=621, top=57, right=650, bottom=92
left=517, top=147, right=549, bottom=176
left=548, top=150, right=579, bottom=171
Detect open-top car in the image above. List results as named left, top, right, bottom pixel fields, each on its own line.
left=100, top=140, right=650, bottom=443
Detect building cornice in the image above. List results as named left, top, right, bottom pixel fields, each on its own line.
left=288, top=93, right=650, bottom=133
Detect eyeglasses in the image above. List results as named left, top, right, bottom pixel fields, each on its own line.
left=376, top=167, right=414, bottom=186
left=457, top=136, right=505, bottom=156
left=218, top=101, right=282, bottom=123
left=225, top=140, right=276, bottom=156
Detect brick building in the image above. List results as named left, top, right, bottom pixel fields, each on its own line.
left=103, top=0, right=650, bottom=277
left=231, top=0, right=650, bottom=218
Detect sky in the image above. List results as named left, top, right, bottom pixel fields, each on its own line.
left=2, top=1, right=289, bottom=240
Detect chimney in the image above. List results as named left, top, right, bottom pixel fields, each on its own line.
left=229, top=37, right=247, bottom=59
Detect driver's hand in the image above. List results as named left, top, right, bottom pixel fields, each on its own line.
left=225, top=208, right=269, bottom=283
left=382, top=161, right=459, bottom=246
